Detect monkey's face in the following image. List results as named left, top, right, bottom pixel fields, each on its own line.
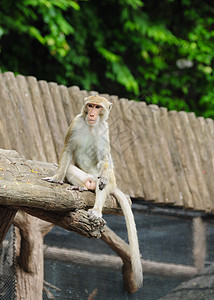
left=82, top=95, right=113, bottom=125
left=86, top=103, right=103, bottom=125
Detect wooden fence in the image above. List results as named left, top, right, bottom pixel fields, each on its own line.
left=0, top=72, right=213, bottom=212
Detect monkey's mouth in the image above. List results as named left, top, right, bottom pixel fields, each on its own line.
left=87, top=119, right=97, bottom=124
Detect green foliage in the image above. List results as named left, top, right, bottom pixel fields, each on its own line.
left=0, top=0, right=213, bottom=118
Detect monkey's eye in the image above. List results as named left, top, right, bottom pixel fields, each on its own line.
left=87, top=103, right=93, bottom=108
left=95, top=105, right=102, bottom=109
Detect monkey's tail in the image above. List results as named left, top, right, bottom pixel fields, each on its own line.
left=113, top=188, right=143, bottom=289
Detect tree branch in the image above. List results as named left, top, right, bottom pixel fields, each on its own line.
left=101, top=226, right=139, bottom=293
left=0, top=149, right=121, bottom=213
left=19, top=206, right=106, bottom=239
left=0, top=149, right=121, bottom=240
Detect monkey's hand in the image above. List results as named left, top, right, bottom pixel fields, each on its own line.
left=97, top=176, right=108, bottom=190
left=42, top=176, right=63, bottom=185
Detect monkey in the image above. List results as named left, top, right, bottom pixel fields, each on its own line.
left=43, top=95, right=143, bottom=289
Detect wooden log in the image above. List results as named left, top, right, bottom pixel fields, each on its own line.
left=59, top=85, right=76, bottom=125
left=67, top=87, right=89, bottom=120
left=118, top=98, right=141, bottom=197
left=102, top=94, right=137, bottom=195
left=16, top=75, right=47, bottom=162
left=67, top=86, right=83, bottom=121
left=0, top=206, right=17, bottom=247
left=0, top=149, right=121, bottom=214
left=129, top=101, right=149, bottom=198
left=108, top=95, right=126, bottom=193
left=0, top=75, right=12, bottom=150
left=193, top=217, right=206, bottom=271
left=189, top=114, right=213, bottom=211
left=21, top=207, right=106, bottom=239
left=0, top=174, right=120, bottom=214
left=14, top=213, right=52, bottom=300
left=168, top=111, right=194, bottom=209
left=0, top=107, right=11, bottom=150
left=148, top=105, right=177, bottom=205
left=130, top=102, right=156, bottom=200
left=48, top=82, right=68, bottom=138
left=27, top=76, right=57, bottom=163
left=140, top=104, right=164, bottom=202
left=158, top=107, right=182, bottom=206
left=44, top=245, right=198, bottom=278
left=38, top=81, right=63, bottom=159
left=178, top=112, right=208, bottom=211
left=3, top=72, right=34, bottom=159
left=205, top=118, right=214, bottom=210
left=0, top=73, right=25, bottom=155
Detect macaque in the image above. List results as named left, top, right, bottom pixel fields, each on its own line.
left=43, top=95, right=143, bottom=289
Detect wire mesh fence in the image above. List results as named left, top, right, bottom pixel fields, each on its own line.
left=0, top=226, right=16, bottom=300
left=43, top=209, right=214, bottom=300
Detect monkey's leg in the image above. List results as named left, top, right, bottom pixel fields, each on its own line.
left=88, top=185, right=109, bottom=220
left=66, top=165, right=96, bottom=191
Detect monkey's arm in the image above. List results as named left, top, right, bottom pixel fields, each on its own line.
left=43, top=147, right=72, bottom=184
left=43, top=123, right=74, bottom=184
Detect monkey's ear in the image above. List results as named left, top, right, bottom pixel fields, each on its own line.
left=109, top=102, right=113, bottom=111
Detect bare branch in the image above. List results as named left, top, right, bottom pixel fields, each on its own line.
left=0, top=149, right=121, bottom=213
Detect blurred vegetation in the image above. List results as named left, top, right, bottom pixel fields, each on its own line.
left=0, top=0, right=213, bottom=118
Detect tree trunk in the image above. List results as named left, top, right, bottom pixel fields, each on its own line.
left=14, top=212, right=53, bottom=300
left=0, top=206, right=17, bottom=247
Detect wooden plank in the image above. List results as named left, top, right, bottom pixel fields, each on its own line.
left=0, top=73, right=25, bottom=155
left=178, top=112, right=208, bottom=211
left=168, top=111, right=194, bottom=209
left=0, top=100, right=11, bottom=150
left=140, top=104, right=165, bottom=203
left=159, top=107, right=183, bottom=206
left=27, top=76, right=57, bottom=163
left=67, top=85, right=83, bottom=122
left=38, top=81, right=63, bottom=160
left=148, top=106, right=177, bottom=205
left=126, top=100, right=148, bottom=198
left=16, top=75, right=47, bottom=162
left=111, top=97, right=136, bottom=196
left=189, top=114, right=213, bottom=212
left=48, top=82, right=68, bottom=138
left=108, top=95, right=123, bottom=190
left=206, top=119, right=214, bottom=212
left=59, top=85, right=76, bottom=125
left=3, top=72, right=34, bottom=159
left=119, top=99, right=144, bottom=197
left=131, top=102, right=159, bottom=201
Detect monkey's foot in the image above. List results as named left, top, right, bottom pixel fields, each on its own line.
left=88, top=209, right=106, bottom=227
left=66, top=186, right=88, bottom=192
left=42, top=177, right=63, bottom=184
left=88, top=208, right=105, bottom=226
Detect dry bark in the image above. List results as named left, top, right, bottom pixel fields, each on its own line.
left=14, top=212, right=53, bottom=300
left=0, top=149, right=140, bottom=297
